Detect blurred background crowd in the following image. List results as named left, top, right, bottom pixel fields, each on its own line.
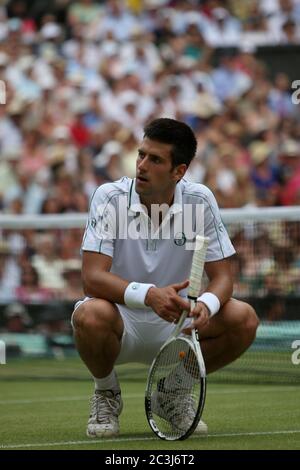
left=0, top=0, right=300, bottom=327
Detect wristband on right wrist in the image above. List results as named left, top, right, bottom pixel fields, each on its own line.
left=124, top=282, right=156, bottom=309
left=197, top=292, right=220, bottom=317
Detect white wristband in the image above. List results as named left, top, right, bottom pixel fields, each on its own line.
left=197, top=292, right=220, bottom=317
left=124, top=282, right=156, bottom=309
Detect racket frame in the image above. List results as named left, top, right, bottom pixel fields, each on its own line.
left=145, top=235, right=209, bottom=440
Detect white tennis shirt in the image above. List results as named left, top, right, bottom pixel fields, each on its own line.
left=82, top=177, right=236, bottom=288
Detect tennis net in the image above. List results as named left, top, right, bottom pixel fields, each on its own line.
left=0, top=207, right=299, bottom=384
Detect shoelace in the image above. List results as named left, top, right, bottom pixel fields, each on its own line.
left=159, top=392, right=195, bottom=425
left=90, top=392, right=120, bottom=424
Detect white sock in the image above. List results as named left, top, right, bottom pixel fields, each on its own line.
left=93, top=369, right=120, bottom=392
left=164, top=362, right=197, bottom=391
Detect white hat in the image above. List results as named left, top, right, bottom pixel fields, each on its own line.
left=2, top=148, right=22, bottom=161
left=68, top=71, right=85, bottom=85
left=63, top=259, right=82, bottom=273
left=280, top=139, right=299, bottom=157
left=38, top=75, right=57, bottom=90
left=183, top=94, right=222, bottom=119
left=103, top=141, right=122, bottom=156
left=94, top=141, right=122, bottom=168
left=52, top=126, right=70, bottom=140
left=185, top=12, right=201, bottom=25
left=7, top=97, right=26, bottom=115
left=101, top=41, right=119, bottom=57
left=212, top=7, right=229, bottom=20
left=177, top=56, right=197, bottom=70
left=8, top=18, right=21, bottom=32
left=70, top=97, right=90, bottom=114
left=17, top=55, right=35, bottom=71
left=193, top=71, right=214, bottom=93
left=3, top=302, right=31, bottom=325
left=0, top=52, right=9, bottom=67
left=40, top=22, right=62, bottom=39
left=145, top=0, right=169, bottom=8
left=249, top=141, right=271, bottom=165
left=0, top=239, right=11, bottom=254
left=119, top=90, right=139, bottom=107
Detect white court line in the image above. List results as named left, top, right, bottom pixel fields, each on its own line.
left=0, top=386, right=298, bottom=406
left=1, top=430, right=300, bottom=449
left=0, top=395, right=98, bottom=405
left=0, top=394, right=139, bottom=405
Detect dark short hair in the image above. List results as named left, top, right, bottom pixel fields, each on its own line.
left=143, top=118, right=197, bottom=168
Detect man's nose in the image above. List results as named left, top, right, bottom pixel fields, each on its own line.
left=137, top=156, right=149, bottom=171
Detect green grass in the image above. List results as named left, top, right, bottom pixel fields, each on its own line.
left=0, top=357, right=299, bottom=450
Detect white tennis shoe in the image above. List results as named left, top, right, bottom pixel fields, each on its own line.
left=195, top=419, right=208, bottom=434
left=87, top=389, right=123, bottom=438
left=152, top=388, right=208, bottom=435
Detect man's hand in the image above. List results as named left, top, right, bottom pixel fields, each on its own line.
left=182, top=301, right=210, bottom=334
left=145, top=280, right=190, bottom=323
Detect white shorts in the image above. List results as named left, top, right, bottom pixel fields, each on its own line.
left=71, top=297, right=191, bottom=365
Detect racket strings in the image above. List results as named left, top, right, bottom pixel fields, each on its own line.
left=149, top=338, right=201, bottom=439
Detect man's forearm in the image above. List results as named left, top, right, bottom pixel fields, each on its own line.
left=204, top=275, right=233, bottom=307
left=203, top=258, right=234, bottom=308
left=83, top=271, right=129, bottom=304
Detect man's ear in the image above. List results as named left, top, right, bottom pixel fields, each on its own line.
left=172, top=164, right=187, bottom=182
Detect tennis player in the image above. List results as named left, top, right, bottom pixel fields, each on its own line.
left=72, top=118, right=259, bottom=438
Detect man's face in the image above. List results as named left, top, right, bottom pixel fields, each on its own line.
left=135, top=137, right=185, bottom=199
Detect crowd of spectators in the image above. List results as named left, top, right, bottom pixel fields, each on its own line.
left=0, top=0, right=300, bottom=313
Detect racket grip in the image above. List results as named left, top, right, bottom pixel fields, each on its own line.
left=173, top=309, right=189, bottom=336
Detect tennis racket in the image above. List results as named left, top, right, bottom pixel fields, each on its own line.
left=145, top=235, right=210, bottom=440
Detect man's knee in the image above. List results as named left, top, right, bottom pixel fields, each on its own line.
left=73, top=299, right=121, bottom=334
left=234, top=300, right=259, bottom=346
left=219, top=299, right=259, bottom=345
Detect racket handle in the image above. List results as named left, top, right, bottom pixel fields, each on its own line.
left=173, top=309, right=189, bottom=336
left=173, top=299, right=196, bottom=335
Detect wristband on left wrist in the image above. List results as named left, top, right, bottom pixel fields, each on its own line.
left=197, top=292, right=220, bottom=317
